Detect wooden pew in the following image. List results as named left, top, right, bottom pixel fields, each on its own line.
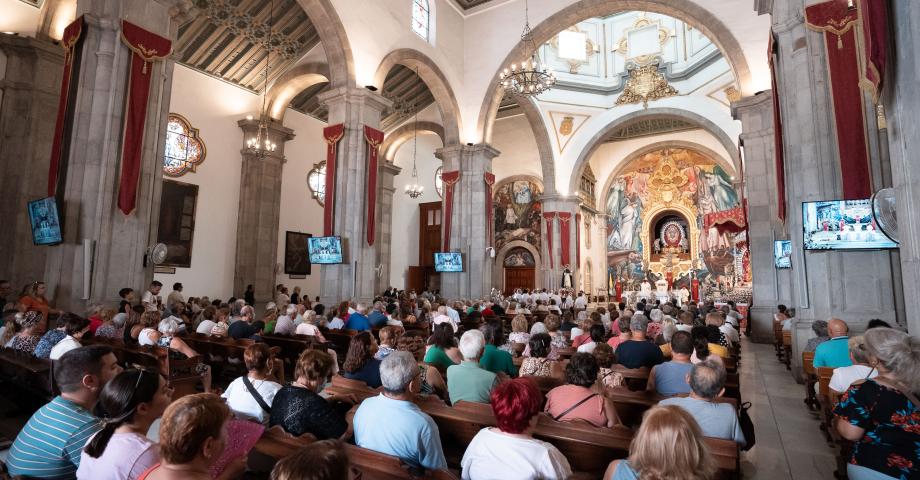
left=346, top=444, right=460, bottom=480
left=251, top=425, right=315, bottom=459
left=705, top=436, right=741, bottom=480
left=773, top=321, right=785, bottom=361
left=324, top=375, right=382, bottom=403
left=0, top=347, right=52, bottom=400
left=610, top=365, right=650, bottom=391
left=782, top=331, right=792, bottom=370
left=85, top=337, right=202, bottom=397
left=802, top=351, right=819, bottom=410
left=816, top=366, right=835, bottom=442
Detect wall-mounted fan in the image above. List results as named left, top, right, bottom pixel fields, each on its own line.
left=144, top=243, right=169, bottom=267
left=871, top=188, right=898, bottom=244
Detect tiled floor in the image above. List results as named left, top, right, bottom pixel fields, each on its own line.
left=739, top=339, right=838, bottom=479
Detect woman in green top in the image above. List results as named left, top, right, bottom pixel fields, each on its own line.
left=480, top=319, right=518, bottom=377
left=260, top=303, right=280, bottom=334
left=424, top=323, right=462, bottom=370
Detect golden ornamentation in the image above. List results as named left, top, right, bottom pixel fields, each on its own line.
left=612, top=16, right=672, bottom=65
left=615, top=64, right=678, bottom=109
left=550, top=25, right=598, bottom=74
left=724, top=86, right=741, bottom=103
left=646, top=151, right=690, bottom=206
left=559, top=116, right=574, bottom=136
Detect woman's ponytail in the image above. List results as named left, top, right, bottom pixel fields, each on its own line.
left=82, top=369, right=159, bottom=458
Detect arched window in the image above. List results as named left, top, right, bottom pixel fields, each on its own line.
left=435, top=166, right=443, bottom=198
left=411, top=0, right=430, bottom=41
left=163, top=114, right=206, bottom=177
left=307, top=161, right=327, bottom=206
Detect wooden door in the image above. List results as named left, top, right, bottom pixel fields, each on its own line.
left=504, top=267, right=535, bottom=294
left=419, top=201, right=442, bottom=266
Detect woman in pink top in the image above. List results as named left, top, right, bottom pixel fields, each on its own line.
left=607, top=317, right=632, bottom=350
left=544, top=353, right=620, bottom=427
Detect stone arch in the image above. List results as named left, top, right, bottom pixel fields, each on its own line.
left=373, top=49, right=462, bottom=145
left=476, top=0, right=754, bottom=143
left=570, top=108, right=739, bottom=197
left=381, top=121, right=446, bottom=161
left=493, top=240, right=543, bottom=293
left=266, top=62, right=330, bottom=121
left=295, top=0, right=354, bottom=88
left=517, top=97, right=557, bottom=195
left=639, top=203, right=700, bottom=270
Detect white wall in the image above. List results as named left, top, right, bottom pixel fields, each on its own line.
left=491, top=114, right=543, bottom=183
left=0, top=0, right=40, bottom=37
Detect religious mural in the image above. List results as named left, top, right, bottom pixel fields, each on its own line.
left=503, top=248, right=536, bottom=267
left=494, top=180, right=542, bottom=253
left=604, top=148, right=747, bottom=296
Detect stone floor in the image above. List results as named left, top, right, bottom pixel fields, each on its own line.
left=739, top=338, right=838, bottom=479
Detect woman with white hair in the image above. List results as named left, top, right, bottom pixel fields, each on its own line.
left=829, top=336, right=878, bottom=394
left=139, top=315, right=214, bottom=393
left=834, top=328, right=920, bottom=480
left=295, top=310, right=326, bottom=342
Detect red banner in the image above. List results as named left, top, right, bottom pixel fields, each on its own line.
left=857, top=0, right=889, bottom=102
left=117, top=21, right=171, bottom=215
left=575, top=213, right=581, bottom=267
left=441, top=170, right=461, bottom=252
left=543, top=212, right=556, bottom=269
left=47, top=16, right=85, bottom=197
left=323, top=124, right=344, bottom=236
left=484, top=172, right=495, bottom=245
left=704, top=202, right=748, bottom=234
left=559, top=212, right=572, bottom=268
left=806, top=0, right=872, bottom=200
left=768, top=32, right=787, bottom=222
left=364, top=126, right=383, bottom=246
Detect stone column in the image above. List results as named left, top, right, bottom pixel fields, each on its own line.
left=0, top=34, right=63, bottom=287
left=540, top=195, right=581, bottom=292
left=43, top=0, right=195, bottom=311
left=375, top=160, right=402, bottom=294
left=436, top=143, right=500, bottom=300
left=233, top=119, right=295, bottom=303
left=317, top=86, right=391, bottom=304
left=732, top=92, right=784, bottom=343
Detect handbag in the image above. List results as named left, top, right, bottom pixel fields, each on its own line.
left=242, top=376, right=272, bottom=414
left=738, top=401, right=756, bottom=451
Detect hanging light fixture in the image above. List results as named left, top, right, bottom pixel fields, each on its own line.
left=499, top=0, right=556, bottom=97
left=405, top=68, right=424, bottom=199
left=245, top=0, right=278, bottom=158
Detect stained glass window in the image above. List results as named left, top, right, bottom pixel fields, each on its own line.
left=308, top=161, right=327, bottom=206
left=163, top=114, right=205, bottom=177
left=412, top=0, right=430, bottom=41
left=435, top=166, right=443, bottom=198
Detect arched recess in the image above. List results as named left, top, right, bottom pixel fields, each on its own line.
left=570, top=108, right=740, bottom=197
left=381, top=121, right=445, bottom=161
left=493, top=174, right=545, bottom=195
left=597, top=140, right=736, bottom=210
left=266, top=62, right=330, bottom=121
left=295, top=0, right=354, bottom=88
left=373, top=49, right=462, bottom=145
left=476, top=0, right=754, bottom=144
left=639, top=203, right=700, bottom=270
left=493, top=240, right=543, bottom=293
left=517, top=97, right=557, bottom=195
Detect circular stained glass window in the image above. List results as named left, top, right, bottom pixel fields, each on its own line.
left=308, top=161, right=327, bottom=206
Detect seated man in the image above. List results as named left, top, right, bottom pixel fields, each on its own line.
left=660, top=360, right=746, bottom=446
left=353, top=351, right=448, bottom=471
left=447, top=330, right=498, bottom=404
left=614, top=314, right=664, bottom=369
left=813, top=318, right=852, bottom=368
left=647, top=331, right=694, bottom=397
left=6, top=346, right=122, bottom=479
left=228, top=305, right=261, bottom=340
left=367, top=301, right=389, bottom=328
left=345, top=303, right=372, bottom=331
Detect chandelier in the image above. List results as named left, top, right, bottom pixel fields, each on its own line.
left=499, top=0, right=555, bottom=97
left=405, top=69, right=424, bottom=199
left=245, top=0, right=278, bottom=158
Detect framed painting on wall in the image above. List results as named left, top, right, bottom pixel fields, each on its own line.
left=285, top=231, right=312, bottom=276
left=156, top=180, right=198, bottom=268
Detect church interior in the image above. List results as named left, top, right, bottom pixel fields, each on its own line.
left=1, top=0, right=919, bottom=479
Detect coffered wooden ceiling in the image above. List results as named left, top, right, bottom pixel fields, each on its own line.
left=454, top=0, right=496, bottom=9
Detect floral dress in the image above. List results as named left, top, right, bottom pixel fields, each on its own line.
left=833, top=379, right=920, bottom=479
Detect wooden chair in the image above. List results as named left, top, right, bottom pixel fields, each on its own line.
left=802, top=351, right=819, bottom=410
left=782, top=331, right=792, bottom=370
left=346, top=444, right=459, bottom=479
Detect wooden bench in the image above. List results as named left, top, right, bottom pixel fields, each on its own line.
left=324, top=375, right=381, bottom=403
left=782, top=331, right=792, bottom=370
left=773, top=321, right=785, bottom=361
left=706, top=436, right=742, bottom=480
left=802, top=351, right=819, bottom=410
left=610, top=365, right=650, bottom=391
left=0, top=347, right=53, bottom=400
left=346, top=444, right=460, bottom=479
left=816, top=366, right=835, bottom=442
left=85, top=337, right=202, bottom=397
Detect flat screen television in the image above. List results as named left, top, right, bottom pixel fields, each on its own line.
left=307, top=236, right=343, bottom=264
left=802, top=199, right=898, bottom=250
left=774, top=240, right=792, bottom=269
left=434, top=252, right=463, bottom=272
left=28, top=197, right=63, bottom=246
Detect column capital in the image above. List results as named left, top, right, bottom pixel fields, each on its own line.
left=380, top=161, right=402, bottom=176
left=318, top=86, right=392, bottom=113
left=732, top=91, right=773, bottom=120
left=541, top=195, right=581, bottom=213
left=435, top=143, right=501, bottom=161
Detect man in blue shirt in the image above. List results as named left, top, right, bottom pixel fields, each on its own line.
left=354, top=351, right=447, bottom=471
left=367, top=301, right=388, bottom=327
left=7, top=345, right=122, bottom=479
left=345, top=303, right=372, bottom=331
left=615, top=314, right=664, bottom=369
left=813, top=318, right=853, bottom=367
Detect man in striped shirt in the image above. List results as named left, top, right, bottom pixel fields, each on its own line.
left=6, top=345, right=122, bottom=480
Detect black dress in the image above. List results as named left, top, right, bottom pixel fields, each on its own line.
left=268, top=385, right=348, bottom=440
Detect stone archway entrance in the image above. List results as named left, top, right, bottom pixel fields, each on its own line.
left=501, top=246, right=537, bottom=294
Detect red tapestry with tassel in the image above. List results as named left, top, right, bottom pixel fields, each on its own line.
left=768, top=32, right=787, bottom=222
left=322, top=124, right=344, bottom=236
left=543, top=212, right=556, bottom=269
left=441, top=171, right=461, bottom=251
left=575, top=213, right=581, bottom=267
left=558, top=212, right=572, bottom=268
left=47, top=16, right=85, bottom=198
left=117, top=21, right=171, bottom=215
left=857, top=0, right=889, bottom=102
left=484, top=173, right=495, bottom=245
left=364, top=126, right=383, bottom=246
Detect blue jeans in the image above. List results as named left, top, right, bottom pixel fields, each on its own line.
left=847, top=464, right=899, bottom=480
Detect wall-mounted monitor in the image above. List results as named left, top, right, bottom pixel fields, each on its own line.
left=28, top=197, right=62, bottom=246
left=434, top=252, right=463, bottom=272
left=307, top=236, right=343, bottom=264
left=802, top=199, right=898, bottom=250
left=774, top=240, right=792, bottom=269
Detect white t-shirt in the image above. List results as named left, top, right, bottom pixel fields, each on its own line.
left=830, top=365, right=878, bottom=393
left=720, top=324, right=740, bottom=345
left=295, top=323, right=321, bottom=336
left=574, top=296, right=587, bottom=309
left=461, top=427, right=572, bottom=480
left=49, top=336, right=81, bottom=360
left=76, top=432, right=159, bottom=480
left=577, top=341, right=598, bottom=354
left=196, top=320, right=217, bottom=334
left=221, top=376, right=283, bottom=424
left=142, top=291, right=160, bottom=312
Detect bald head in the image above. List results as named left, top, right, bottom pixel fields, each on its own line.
left=828, top=318, right=848, bottom=337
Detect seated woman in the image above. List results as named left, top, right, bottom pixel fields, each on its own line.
left=78, top=368, right=173, bottom=479
left=544, top=353, right=620, bottom=427
left=396, top=331, right=446, bottom=399
left=269, top=350, right=353, bottom=440
left=576, top=324, right=606, bottom=354
left=571, top=314, right=598, bottom=348
left=461, top=377, right=572, bottom=479
left=593, top=343, right=625, bottom=388
left=689, top=326, right=727, bottom=364
left=125, top=311, right=159, bottom=345
left=829, top=336, right=878, bottom=394
left=270, top=439, right=351, bottom=480
left=423, top=322, right=462, bottom=370
left=294, top=310, right=326, bottom=342
left=139, top=317, right=213, bottom=393
left=50, top=314, right=91, bottom=360
left=221, top=343, right=282, bottom=424
left=34, top=313, right=71, bottom=359
left=519, top=333, right=563, bottom=378
left=193, top=306, right=217, bottom=334
left=480, top=320, right=517, bottom=376
left=341, top=332, right=382, bottom=388
left=604, top=405, right=715, bottom=480
left=375, top=326, right=402, bottom=360
left=524, top=315, right=568, bottom=360
left=7, top=311, right=42, bottom=354
left=94, top=308, right=123, bottom=339
left=208, top=308, right=231, bottom=337
left=136, top=394, right=246, bottom=480
left=506, top=314, right=531, bottom=350
left=169, top=302, right=191, bottom=333
left=607, top=317, right=632, bottom=350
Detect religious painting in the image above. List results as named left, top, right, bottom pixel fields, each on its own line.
left=494, top=180, right=542, bottom=253
left=156, top=180, right=198, bottom=268
left=284, top=231, right=312, bottom=276
left=503, top=248, right=536, bottom=267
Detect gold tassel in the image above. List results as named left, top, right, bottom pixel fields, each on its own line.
left=836, top=34, right=843, bottom=49
left=142, top=59, right=148, bottom=75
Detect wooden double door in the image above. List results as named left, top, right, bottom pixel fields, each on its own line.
left=504, top=267, right=535, bottom=294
